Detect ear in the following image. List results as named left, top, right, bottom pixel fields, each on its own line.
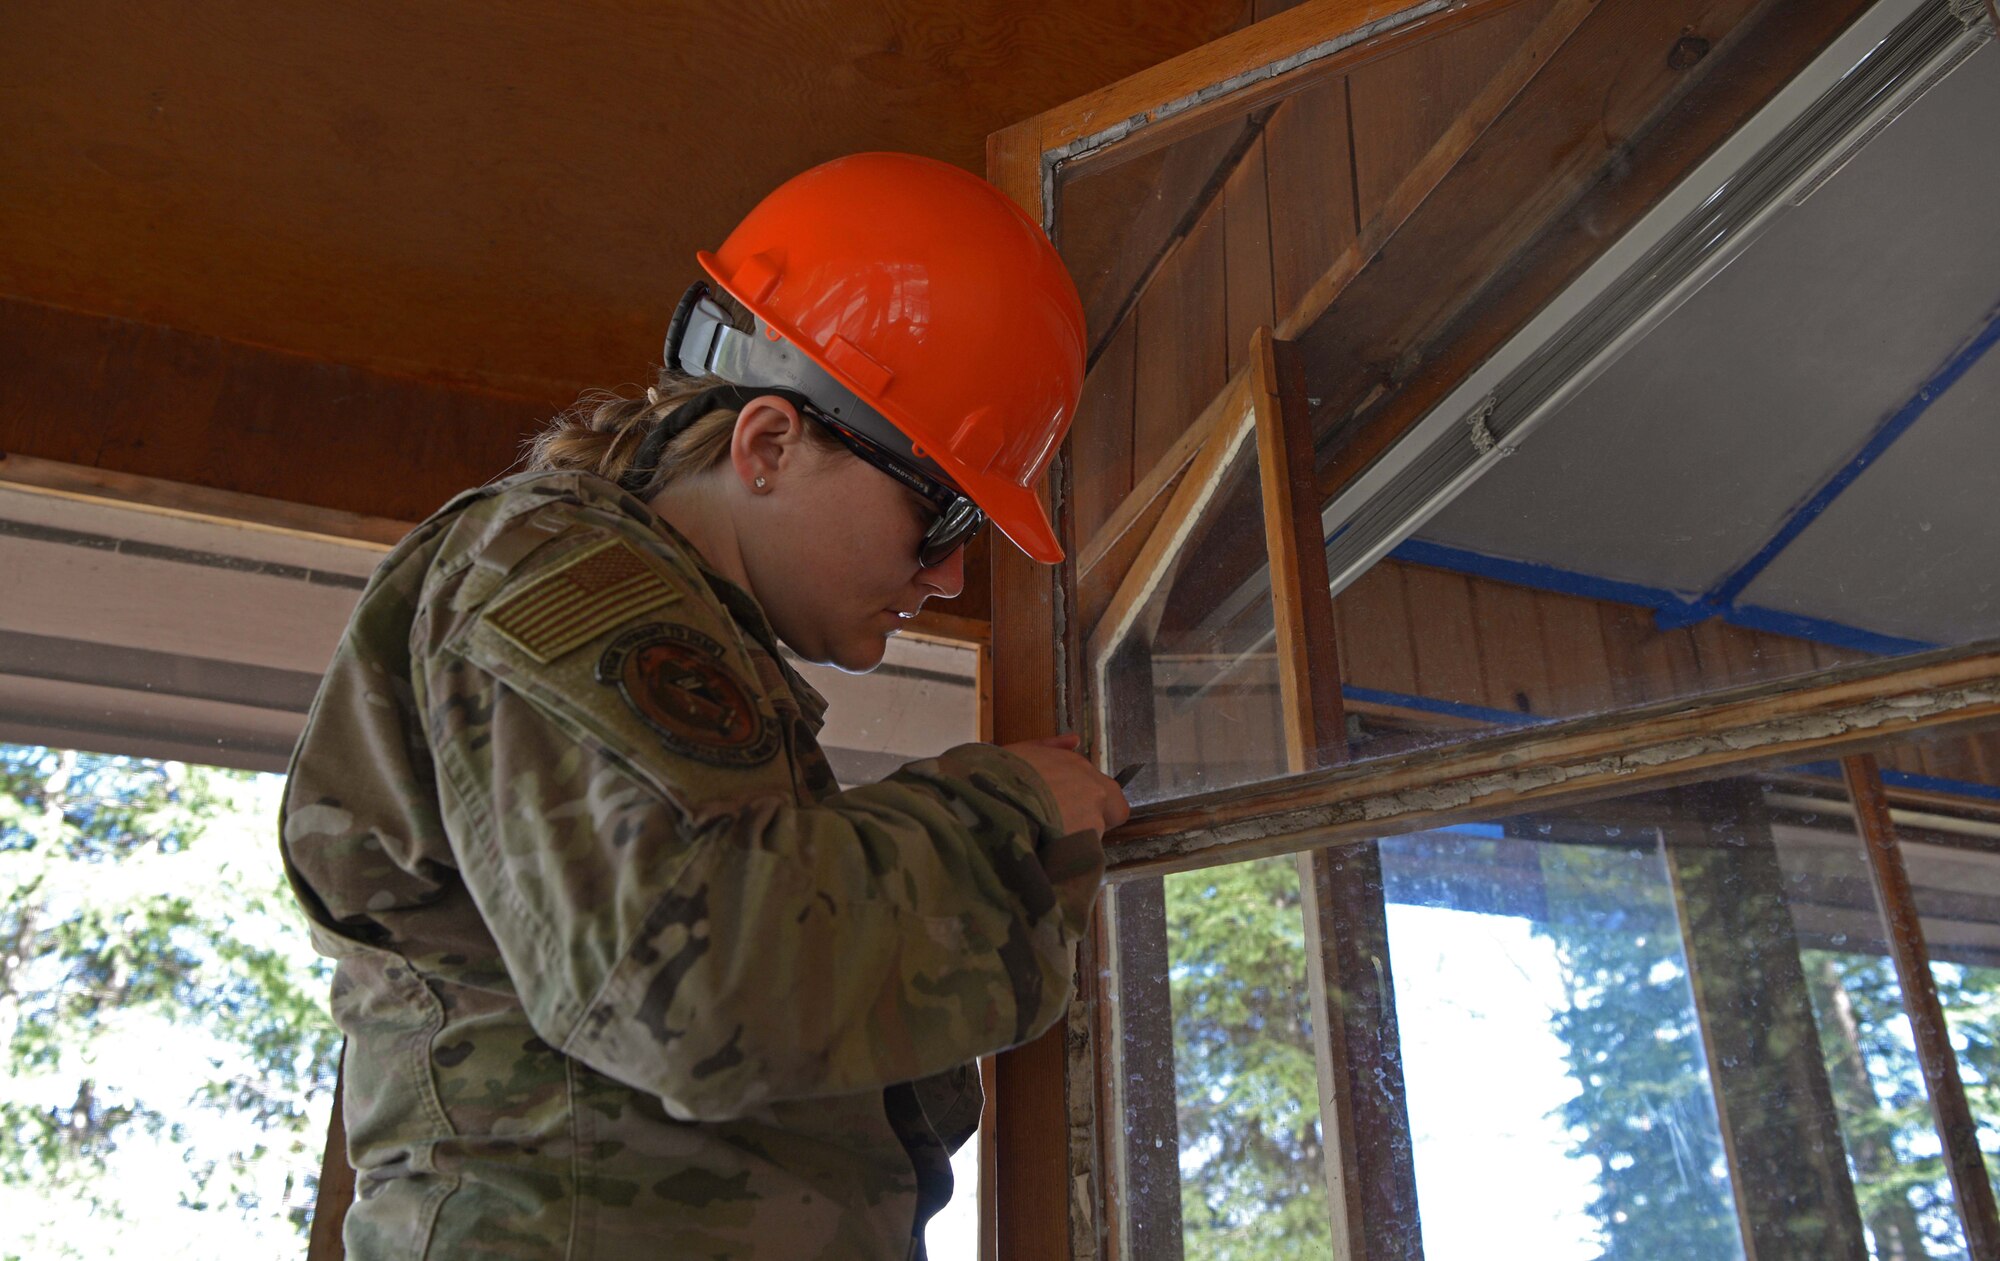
left=728, top=394, right=807, bottom=492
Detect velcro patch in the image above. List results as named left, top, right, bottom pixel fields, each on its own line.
left=486, top=538, right=680, bottom=663
left=596, top=624, right=780, bottom=767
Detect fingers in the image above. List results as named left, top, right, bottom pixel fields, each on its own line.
left=1025, top=732, right=1083, bottom=751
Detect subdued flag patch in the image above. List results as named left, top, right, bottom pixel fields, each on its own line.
left=487, top=538, right=680, bottom=663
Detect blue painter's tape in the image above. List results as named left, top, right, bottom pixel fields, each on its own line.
left=1342, top=683, right=1547, bottom=728
left=1390, top=538, right=1690, bottom=609
left=1388, top=539, right=1937, bottom=656
left=1720, top=605, right=1934, bottom=657
left=1789, top=760, right=2000, bottom=804
left=1701, top=301, right=2000, bottom=611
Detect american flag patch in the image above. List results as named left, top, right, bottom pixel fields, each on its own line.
left=486, top=538, right=680, bottom=663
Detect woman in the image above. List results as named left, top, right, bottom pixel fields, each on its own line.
left=281, top=152, right=1129, bottom=1259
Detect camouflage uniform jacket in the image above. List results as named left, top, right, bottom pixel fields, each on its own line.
left=281, top=470, right=1087, bottom=1259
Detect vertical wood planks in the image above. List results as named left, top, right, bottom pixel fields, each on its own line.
left=1224, top=137, right=1278, bottom=381
left=1344, top=0, right=1556, bottom=224
left=1530, top=586, right=1616, bottom=717
left=1134, top=210, right=1230, bottom=477
left=1468, top=579, right=1554, bottom=716
left=1263, top=75, right=1359, bottom=325
left=1335, top=563, right=1419, bottom=699
left=1401, top=566, right=1487, bottom=711
left=1073, top=312, right=1139, bottom=548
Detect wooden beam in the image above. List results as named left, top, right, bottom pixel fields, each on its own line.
left=1302, top=0, right=1877, bottom=502
left=1105, top=640, right=2000, bottom=879
left=1842, top=754, right=2000, bottom=1258
left=987, top=125, right=1097, bottom=1261
left=1251, top=328, right=1428, bottom=1260
left=306, top=1051, right=352, bottom=1261
left=1276, top=0, right=1598, bottom=339
left=1077, top=366, right=1247, bottom=643
left=1104, top=873, right=1186, bottom=1260
left=1662, top=783, right=1869, bottom=1261
left=0, top=451, right=412, bottom=548
left=1252, top=329, right=1347, bottom=770
left=994, top=0, right=1533, bottom=210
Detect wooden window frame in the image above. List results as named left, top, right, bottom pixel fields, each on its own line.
left=986, top=1, right=2000, bottom=1258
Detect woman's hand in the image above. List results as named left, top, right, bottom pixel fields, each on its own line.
left=1002, top=734, right=1129, bottom=931
left=1002, top=734, right=1132, bottom=837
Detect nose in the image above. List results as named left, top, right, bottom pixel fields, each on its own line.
left=917, top=544, right=967, bottom=600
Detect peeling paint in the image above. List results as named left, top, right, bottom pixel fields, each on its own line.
left=1111, top=680, right=2000, bottom=874
left=1040, top=2, right=1451, bottom=182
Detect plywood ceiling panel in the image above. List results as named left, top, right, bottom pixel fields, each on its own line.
left=1418, top=40, right=2000, bottom=616
left=0, top=0, right=1247, bottom=398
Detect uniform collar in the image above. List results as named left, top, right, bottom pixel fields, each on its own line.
left=641, top=501, right=831, bottom=733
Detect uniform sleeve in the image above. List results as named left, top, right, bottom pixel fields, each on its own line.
left=418, top=564, right=1084, bottom=1122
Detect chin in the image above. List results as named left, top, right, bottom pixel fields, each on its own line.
left=829, top=634, right=889, bottom=675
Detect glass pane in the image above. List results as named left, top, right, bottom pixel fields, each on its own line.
left=1090, top=399, right=1288, bottom=806
left=1382, top=816, right=1743, bottom=1261
left=1828, top=727, right=2000, bottom=1209
left=1101, top=859, right=1326, bottom=1259
left=1100, top=754, right=2000, bottom=1258
left=1384, top=774, right=1989, bottom=1259
left=1056, top=0, right=2000, bottom=775
left=1313, top=5, right=2000, bottom=761
left=1058, top=4, right=1569, bottom=796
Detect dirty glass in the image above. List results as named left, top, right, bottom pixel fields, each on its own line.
left=1309, top=0, right=2000, bottom=762
left=1084, top=395, right=1288, bottom=806
left=1054, top=55, right=1353, bottom=808
left=1098, top=860, right=1325, bottom=1259
left=1099, top=763, right=2000, bottom=1259
left=1054, top=0, right=2000, bottom=798
left=1826, top=728, right=2000, bottom=1208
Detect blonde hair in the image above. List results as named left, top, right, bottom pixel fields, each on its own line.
left=523, top=372, right=841, bottom=499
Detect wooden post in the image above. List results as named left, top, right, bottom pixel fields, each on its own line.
left=1842, top=754, right=2000, bottom=1258
left=1096, top=632, right=1185, bottom=1259
left=1105, top=874, right=1186, bottom=1259
left=988, top=118, right=1098, bottom=1261
left=1253, top=327, right=1423, bottom=1259
left=306, top=1048, right=352, bottom=1261
left=1663, top=782, right=1869, bottom=1261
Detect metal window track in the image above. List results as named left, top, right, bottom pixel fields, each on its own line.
left=1314, top=0, right=1995, bottom=597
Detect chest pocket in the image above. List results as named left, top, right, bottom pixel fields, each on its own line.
left=452, top=533, right=803, bottom=815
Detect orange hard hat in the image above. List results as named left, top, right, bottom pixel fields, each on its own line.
left=694, top=152, right=1086, bottom=564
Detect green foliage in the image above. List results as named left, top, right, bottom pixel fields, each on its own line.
left=1533, top=843, right=1745, bottom=1261
left=1153, top=819, right=2000, bottom=1261
left=1165, top=857, right=1332, bottom=1261
left=0, top=744, right=338, bottom=1257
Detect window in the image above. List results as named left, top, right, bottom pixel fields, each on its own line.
left=985, top=0, right=2000, bottom=1256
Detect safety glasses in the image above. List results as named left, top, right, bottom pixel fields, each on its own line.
left=803, top=406, right=986, bottom=567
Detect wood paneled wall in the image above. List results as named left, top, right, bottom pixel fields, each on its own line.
left=1067, top=0, right=1554, bottom=548
left=0, top=295, right=550, bottom=524
left=1067, top=0, right=2000, bottom=799
left=1139, top=556, right=2000, bottom=798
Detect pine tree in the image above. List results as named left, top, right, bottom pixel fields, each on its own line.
left=0, top=744, right=340, bottom=1257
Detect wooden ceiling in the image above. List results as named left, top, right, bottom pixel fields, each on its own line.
left=1, top=0, right=1250, bottom=400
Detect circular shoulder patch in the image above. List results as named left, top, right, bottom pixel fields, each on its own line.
left=595, top=624, right=779, bottom=767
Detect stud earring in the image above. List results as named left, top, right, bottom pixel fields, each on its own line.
left=754, top=477, right=768, bottom=489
